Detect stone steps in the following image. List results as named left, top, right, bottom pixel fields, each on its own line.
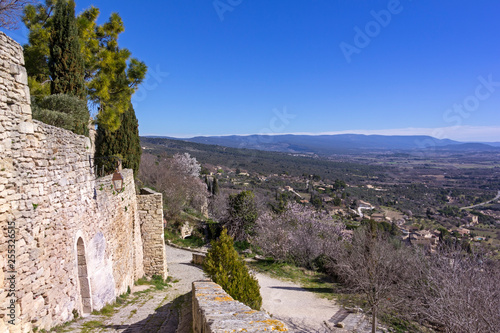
left=342, top=313, right=365, bottom=331
left=329, top=308, right=387, bottom=333
left=330, top=308, right=350, bottom=324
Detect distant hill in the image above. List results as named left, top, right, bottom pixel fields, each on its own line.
left=144, top=134, right=487, bottom=155
left=139, top=136, right=388, bottom=184
left=433, top=142, right=500, bottom=151
left=480, top=142, right=500, bottom=147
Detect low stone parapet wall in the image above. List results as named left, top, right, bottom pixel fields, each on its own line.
left=192, top=253, right=206, bottom=266
left=192, top=280, right=288, bottom=332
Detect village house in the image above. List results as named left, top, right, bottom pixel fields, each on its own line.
left=370, top=213, right=386, bottom=222
left=456, top=227, right=471, bottom=237
left=409, top=229, right=438, bottom=248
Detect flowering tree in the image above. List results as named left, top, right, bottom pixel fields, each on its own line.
left=254, top=202, right=347, bottom=269
left=174, top=152, right=201, bottom=178
left=139, top=153, right=207, bottom=218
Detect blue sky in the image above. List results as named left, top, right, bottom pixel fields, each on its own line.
left=4, top=0, right=500, bottom=141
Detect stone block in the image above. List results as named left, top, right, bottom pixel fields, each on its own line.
left=20, top=291, right=34, bottom=312
left=18, top=121, right=33, bottom=134
left=9, top=63, right=19, bottom=75
left=14, top=66, right=27, bottom=84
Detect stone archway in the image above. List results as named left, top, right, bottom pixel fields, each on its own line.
left=77, top=237, right=92, bottom=314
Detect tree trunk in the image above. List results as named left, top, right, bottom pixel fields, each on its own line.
left=372, top=306, right=377, bottom=333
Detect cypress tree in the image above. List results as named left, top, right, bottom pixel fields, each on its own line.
left=203, top=229, right=262, bottom=310
left=49, top=0, right=85, bottom=99
left=95, top=103, right=142, bottom=175
left=212, top=177, right=220, bottom=196
left=205, top=175, right=212, bottom=194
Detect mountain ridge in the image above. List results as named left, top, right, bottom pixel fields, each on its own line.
left=142, top=134, right=499, bottom=155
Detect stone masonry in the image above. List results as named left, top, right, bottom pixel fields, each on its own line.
left=0, top=32, right=166, bottom=332
left=192, top=281, right=288, bottom=332
left=138, top=188, right=168, bottom=280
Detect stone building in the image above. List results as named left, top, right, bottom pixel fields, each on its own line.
left=0, top=32, right=166, bottom=332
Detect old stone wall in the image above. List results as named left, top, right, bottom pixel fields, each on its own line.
left=192, top=253, right=205, bottom=266
left=137, top=188, right=167, bottom=280
left=192, top=281, right=288, bottom=332
left=0, top=32, right=146, bottom=332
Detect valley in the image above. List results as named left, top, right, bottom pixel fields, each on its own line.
left=141, top=136, right=500, bottom=255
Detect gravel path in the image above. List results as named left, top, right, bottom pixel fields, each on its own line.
left=165, top=245, right=206, bottom=296
left=167, top=245, right=341, bottom=332
left=58, top=245, right=204, bottom=333
left=170, top=245, right=341, bottom=332
left=56, top=245, right=372, bottom=332
left=256, top=272, right=340, bottom=332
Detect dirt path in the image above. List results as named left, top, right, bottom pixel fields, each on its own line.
left=169, top=246, right=342, bottom=332
left=58, top=245, right=204, bottom=333
left=256, top=272, right=340, bottom=332
left=57, top=245, right=376, bottom=332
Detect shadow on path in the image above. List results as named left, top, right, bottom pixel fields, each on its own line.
left=102, top=293, right=191, bottom=333
left=270, top=285, right=334, bottom=294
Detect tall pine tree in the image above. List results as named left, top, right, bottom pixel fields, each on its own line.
left=95, top=103, right=142, bottom=175
left=48, top=0, right=85, bottom=99
left=23, top=2, right=147, bottom=129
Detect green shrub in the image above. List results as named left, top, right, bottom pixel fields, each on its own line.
left=203, top=229, right=262, bottom=310
left=233, top=240, right=251, bottom=252
left=206, top=219, right=222, bottom=241
left=32, top=94, right=89, bottom=136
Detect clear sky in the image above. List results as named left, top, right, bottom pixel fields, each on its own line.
left=4, top=0, right=500, bottom=141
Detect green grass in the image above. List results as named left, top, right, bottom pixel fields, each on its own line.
left=81, top=320, right=104, bottom=333
left=45, top=320, right=74, bottom=332
left=128, top=309, right=137, bottom=319
left=91, top=289, right=131, bottom=317
left=247, top=259, right=336, bottom=300
left=164, top=229, right=205, bottom=248
left=233, top=240, right=251, bottom=252
left=380, top=313, right=429, bottom=333
left=92, top=303, right=116, bottom=317
left=135, top=275, right=172, bottom=290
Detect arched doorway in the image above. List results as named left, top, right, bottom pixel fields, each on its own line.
left=77, top=237, right=92, bottom=314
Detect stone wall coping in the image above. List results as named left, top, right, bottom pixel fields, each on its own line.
left=139, top=187, right=160, bottom=195
left=192, top=280, right=288, bottom=332
left=166, top=242, right=208, bottom=255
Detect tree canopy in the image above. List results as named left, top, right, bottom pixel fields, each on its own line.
left=49, top=0, right=85, bottom=99
left=225, top=190, right=258, bottom=241
left=95, top=103, right=141, bottom=175
left=22, top=0, right=147, bottom=130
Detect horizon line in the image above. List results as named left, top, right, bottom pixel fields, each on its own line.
left=140, top=125, right=500, bottom=143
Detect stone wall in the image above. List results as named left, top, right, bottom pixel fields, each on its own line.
left=0, top=31, right=147, bottom=332
left=192, top=281, right=288, bottom=332
left=192, top=253, right=205, bottom=266
left=137, top=188, right=167, bottom=280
